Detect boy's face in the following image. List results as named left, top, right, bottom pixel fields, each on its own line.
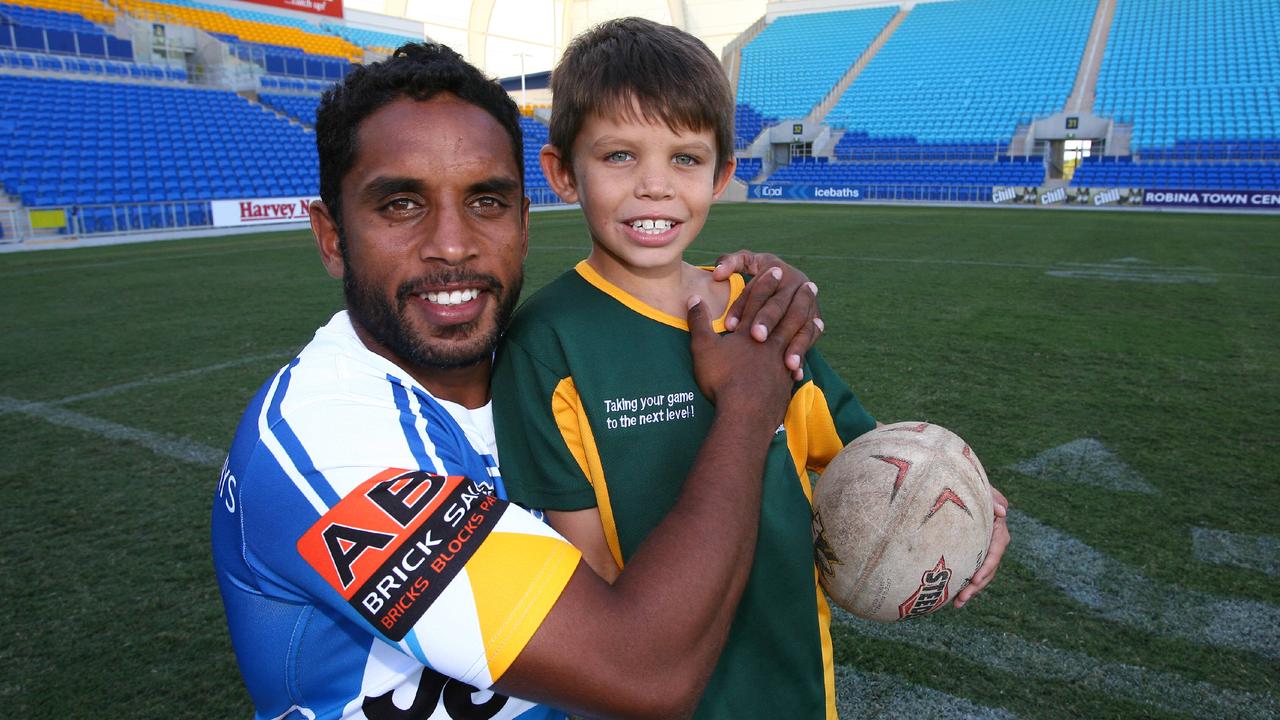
left=542, top=106, right=735, bottom=278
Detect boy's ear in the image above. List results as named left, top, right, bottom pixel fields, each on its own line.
left=540, top=143, right=580, bottom=204
left=712, top=156, right=738, bottom=200
left=310, top=200, right=345, bottom=280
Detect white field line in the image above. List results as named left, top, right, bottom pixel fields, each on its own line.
left=1045, top=269, right=1218, bottom=284
left=832, top=607, right=1278, bottom=719
left=1193, top=527, right=1280, bottom=577
left=1007, top=438, right=1158, bottom=494
left=0, top=354, right=291, bottom=466
left=834, top=666, right=1021, bottom=719
left=1006, top=510, right=1280, bottom=660
left=0, top=395, right=224, bottom=467
left=48, top=352, right=290, bottom=406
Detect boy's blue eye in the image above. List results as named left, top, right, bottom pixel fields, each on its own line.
left=673, top=154, right=699, bottom=166
left=605, top=151, right=633, bottom=163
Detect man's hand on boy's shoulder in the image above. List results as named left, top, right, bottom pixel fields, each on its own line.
left=712, top=250, right=824, bottom=381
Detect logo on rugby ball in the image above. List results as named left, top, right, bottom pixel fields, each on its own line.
left=897, top=556, right=952, bottom=620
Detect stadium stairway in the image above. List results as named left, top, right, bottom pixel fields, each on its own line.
left=1064, top=0, right=1116, bottom=115
left=803, top=5, right=908, bottom=127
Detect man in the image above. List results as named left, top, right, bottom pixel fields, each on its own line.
left=211, top=43, right=831, bottom=719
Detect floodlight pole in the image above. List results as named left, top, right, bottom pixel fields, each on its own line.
left=513, top=51, right=532, bottom=109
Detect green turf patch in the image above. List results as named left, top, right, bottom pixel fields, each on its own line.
left=2, top=205, right=1277, bottom=717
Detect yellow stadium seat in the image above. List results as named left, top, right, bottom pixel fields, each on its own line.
left=115, top=0, right=362, bottom=61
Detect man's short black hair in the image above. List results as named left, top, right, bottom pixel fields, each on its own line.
left=315, top=43, right=524, bottom=231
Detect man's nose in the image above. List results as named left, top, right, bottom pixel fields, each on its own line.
left=418, top=202, right=479, bottom=265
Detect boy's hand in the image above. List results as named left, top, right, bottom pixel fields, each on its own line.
left=712, top=251, right=822, bottom=381
left=953, top=484, right=1010, bottom=609
left=686, top=290, right=811, bottom=428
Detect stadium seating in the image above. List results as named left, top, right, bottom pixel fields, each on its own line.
left=0, top=49, right=180, bottom=79
left=321, top=22, right=418, bottom=54
left=834, top=133, right=1007, bottom=162
left=115, top=0, right=362, bottom=61
left=0, top=2, right=134, bottom=60
left=0, top=0, right=112, bottom=26
left=0, top=75, right=316, bottom=232
left=733, top=103, right=775, bottom=150
left=1095, top=0, right=1280, bottom=152
left=260, top=91, right=320, bottom=126
left=734, top=157, right=763, bottom=183
left=825, top=0, right=1093, bottom=145
left=1070, top=155, right=1280, bottom=190
left=217, top=34, right=350, bottom=82
left=518, top=116, right=559, bottom=204
left=735, top=6, right=895, bottom=147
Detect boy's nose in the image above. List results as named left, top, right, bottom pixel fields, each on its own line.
left=635, top=167, right=675, bottom=201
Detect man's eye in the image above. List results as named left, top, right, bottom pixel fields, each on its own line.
left=673, top=154, right=699, bottom=167
left=383, top=197, right=418, bottom=212
left=605, top=151, right=634, bottom=163
left=472, top=196, right=508, bottom=211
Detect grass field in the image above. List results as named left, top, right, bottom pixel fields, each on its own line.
left=2, top=203, right=1278, bottom=719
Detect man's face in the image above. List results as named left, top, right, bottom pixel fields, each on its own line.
left=319, top=94, right=528, bottom=374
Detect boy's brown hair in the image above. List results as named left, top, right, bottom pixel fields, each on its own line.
left=548, top=17, right=735, bottom=179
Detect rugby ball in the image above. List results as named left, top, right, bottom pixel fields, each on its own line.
left=812, top=422, right=993, bottom=622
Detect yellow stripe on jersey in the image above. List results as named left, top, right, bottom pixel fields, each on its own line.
left=797, top=381, right=848, bottom=474
left=816, top=579, right=838, bottom=719
left=784, top=382, right=842, bottom=719
left=465, top=531, right=582, bottom=682
left=573, top=260, right=744, bottom=332
left=552, top=376, right=625, bottom=569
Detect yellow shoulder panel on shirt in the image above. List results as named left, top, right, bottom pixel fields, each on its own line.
left=551, top=376, right=625, bottom=569
left=466, top=531, right=582, bottom=682
left=788, top=381, right=849, bottom=476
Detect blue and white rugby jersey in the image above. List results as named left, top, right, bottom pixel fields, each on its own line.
left=212, top=311, right=581, bottom=720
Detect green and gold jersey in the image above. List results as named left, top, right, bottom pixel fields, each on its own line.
left=492, top=261, right=876, bottom=720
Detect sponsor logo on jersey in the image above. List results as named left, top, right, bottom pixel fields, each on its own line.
left=897, top=556, right=952, bottom=620
left=297, top=469, right=504, bottom=641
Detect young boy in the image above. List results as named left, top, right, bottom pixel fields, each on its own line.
left=490, top=18, right=869, bottom=718
left=492, top=17, right=1006, bottom=719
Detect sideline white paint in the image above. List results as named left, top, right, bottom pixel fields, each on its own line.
left=49, top=352, right=290, bottom=405
left=1007, top=438, right=1157, bottom=494
left=1045, top=268, right=1218, bottom=284
left=1193, top=527, right=1280, bottom=577
left=1006, top=510, right=1280, bottom=659
left=832, top=607, right=1279, bottom=719
left=0, top=395, right=224, bottom=467
left=835, top=666, right=1021, bottom=719
left=1046, top=260, right=1217, bottom=284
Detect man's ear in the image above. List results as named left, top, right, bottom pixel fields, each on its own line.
left=712, top=156, right=738, bottom=200
left=540, top=143, right=580, bottom=204
left=310, top=200, right=345, bottom=280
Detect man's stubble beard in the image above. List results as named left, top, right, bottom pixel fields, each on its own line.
left=339, top=236, right=523, bottom=371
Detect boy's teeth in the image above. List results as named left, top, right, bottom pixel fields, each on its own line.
left=419, top=288, right=481, bottom=306
left=631, top=219, right=674, bottom=234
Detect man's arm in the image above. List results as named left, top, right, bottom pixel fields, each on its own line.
left=546, top=507, right=621, bottom=583
left=494, top=289, right=815, bottom=719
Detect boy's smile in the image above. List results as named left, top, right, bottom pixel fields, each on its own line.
left=542, top=106, right=735, bottom=290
